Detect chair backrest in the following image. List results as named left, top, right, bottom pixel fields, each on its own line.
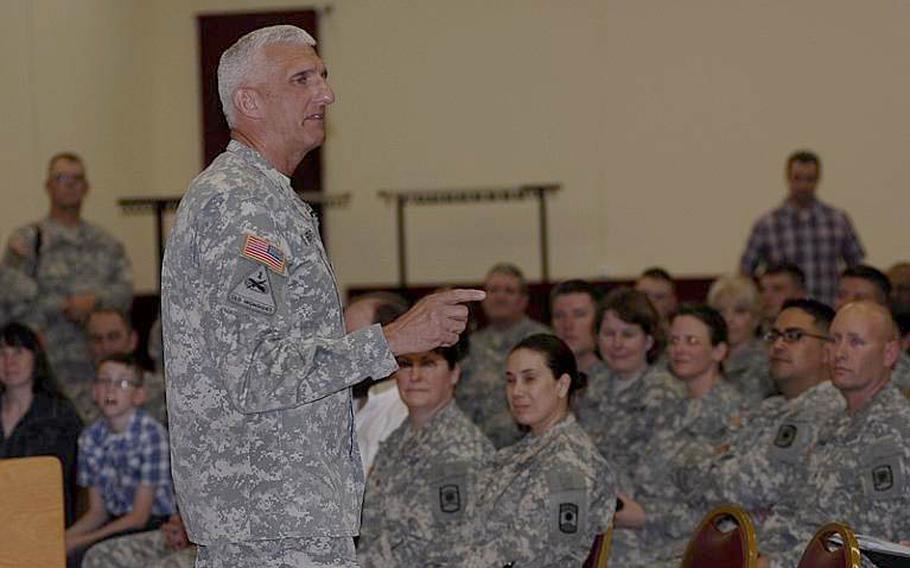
left=680, top=504, right=758, bottom=568
left=0, top=456, right=66, bottom=568
left=796, top=522, right=862, bottom=568
left=583, top=525, right=614, bottom=568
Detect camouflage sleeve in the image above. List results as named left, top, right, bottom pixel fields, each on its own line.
left=187, top=194, right=396, bottom=414
left=94, top=239, right=133, bottom=312
left=1, top=227, right=57, bottom=328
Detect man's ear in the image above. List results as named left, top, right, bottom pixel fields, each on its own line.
left=233, top=87, right=265, bottom=121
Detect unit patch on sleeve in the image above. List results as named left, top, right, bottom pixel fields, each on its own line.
left=229, top=265, right=276, bottom=315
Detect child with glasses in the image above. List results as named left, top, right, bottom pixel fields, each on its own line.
left=64, top=353, right=175, bottom=567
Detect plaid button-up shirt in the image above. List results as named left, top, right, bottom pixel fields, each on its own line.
left=740, top=198, right=865, bottom=305
left=77, top=408, right=176, bottom=517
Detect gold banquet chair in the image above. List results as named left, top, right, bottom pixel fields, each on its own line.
left=796, top=522, right=862, bottom=568
left=680, top=505, right=758, bottom=568
left=0, top=456, right=66, bottom=568
left=583, top=525, right=614, bottom=568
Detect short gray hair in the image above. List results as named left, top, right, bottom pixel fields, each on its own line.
left=217, top=25, right=317, bottom=127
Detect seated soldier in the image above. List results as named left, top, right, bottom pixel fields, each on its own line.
left=836, top=265, right=910, bottom=391
left=86, top=308, right=167, bottom=425
left=443, top=334, right=616, bottom=567
left=574, top=288, right=681, bottom=480
left=550, top=279, right=602, bottom=374
left=456, top=263, right=550, bottom=448
left=357, top=336, right=493, bottom=567
left=611, top=305, right=743, bottom=567
left=0, top=322, right=82, bottom=525
left=708, top=275, right=776, bottom=403
left=634, top=267, right=678, bottom=333
left=697, top=300, right=842, bottom=512
left=757, top=301, right=910, bottom=567
left=80, top=512, right=196, bottom=568
left=758, top=261, right=807, bottom=332
left=65, top=353, right=176, bottom=567
left=637, top=300, right=845, bottom=568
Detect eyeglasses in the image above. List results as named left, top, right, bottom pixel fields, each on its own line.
left=762, top=329, right=831, bottom=345
left=93, top=378, right=140, bottom=390
left=50, top=173, right=86, bottom=184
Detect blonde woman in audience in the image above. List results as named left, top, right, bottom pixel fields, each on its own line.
left=575, top=288, right=681, bottom=479
left=707, top=275, right=776, bottom=402
left=443, top=334, right=616, bottom=567
left=611, top=305, right=742, bottom=567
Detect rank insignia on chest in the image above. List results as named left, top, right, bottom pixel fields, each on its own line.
left=241, top=233, right=286, bottom=274
left=774, top=424, right=797, bottom=448
left=872, top=465, right=894, bottom=492
left=559, top=503, right=579, bottom=534
left=438, top=484, right=461, bottom=513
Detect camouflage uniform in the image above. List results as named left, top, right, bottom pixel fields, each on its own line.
left=445, top=414, right=616, bottom=567
left=891, top=351, right=910, bottom=393
left=574, top=361, right=683, bottom=480
left=726, top=338, right=776, bottom=404
left=697, top=381, right=844, bottom=515
left=0, top=264, right=37, bottom=327
left=456, top=317, right=550, bottom=448
left=358, top=401, right=494, bottom=567
left=2, top=218, right=132, bottom=422
left=81, top=530, right=197, bottom=568
left=161, top=141, right=398, bottom=564
left=757, top=383, right=910, bottom=567
left=611, top=379, right=743, bottom=567
left=142, top=369, right=168, bottom=427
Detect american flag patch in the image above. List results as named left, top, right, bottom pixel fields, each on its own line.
left=241, top=234, right=286, bottom=274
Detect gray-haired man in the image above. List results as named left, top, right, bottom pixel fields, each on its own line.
left=161, top=25, right=483, bottom=567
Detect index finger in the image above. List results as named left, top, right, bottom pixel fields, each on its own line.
left=435, top=288, right=486, bottom=304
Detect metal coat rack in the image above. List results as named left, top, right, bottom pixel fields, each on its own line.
left=377, top=184, right=560, bottom=288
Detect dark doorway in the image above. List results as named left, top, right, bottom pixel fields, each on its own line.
left=197, top=10, right=324, bottom=210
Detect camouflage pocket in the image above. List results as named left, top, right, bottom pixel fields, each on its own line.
left=768, top=419, right=814, bottom=465
left=860, top=440, right=905, bottom=501
left=546, top=469, right=589, bottom=540
left=429, top=462, right=469, bottom=524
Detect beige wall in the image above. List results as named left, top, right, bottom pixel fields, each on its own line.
left=2, top=1, right=908, bottom=295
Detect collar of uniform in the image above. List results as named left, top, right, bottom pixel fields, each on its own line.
left=41, top=217, right=87, bottom=242
left=849, top=381, right=902, bottom=423
left=226, top=140, right=292, bottom=190
left=609, top=365, right=647, bottom=397
left=403, top=399, right=458, bottom=444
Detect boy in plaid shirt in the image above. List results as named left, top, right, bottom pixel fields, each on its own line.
left=65, top=352, right=175, bottom=566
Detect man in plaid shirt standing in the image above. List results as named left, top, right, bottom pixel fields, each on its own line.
left=740, top=150, right=865, bottom=306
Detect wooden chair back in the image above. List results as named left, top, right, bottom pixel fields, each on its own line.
left=0, top=456, right=66, bottom=568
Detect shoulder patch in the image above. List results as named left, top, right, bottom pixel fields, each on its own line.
left=861, top=439, right=905, bottom=500
left=769, top=419, right=814, bottom=465
left=241, top=233, right=287, bottom=274
left=429, top=462, right=469, bottom=523
left=229, top=265, right=276, bottom=315
left=546, top=468, right=589, bottom=540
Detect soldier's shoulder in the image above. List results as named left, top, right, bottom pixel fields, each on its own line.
left=448, top=406, right=495, bottom=454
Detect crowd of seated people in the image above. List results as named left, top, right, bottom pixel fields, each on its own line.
left=4, top=148, right=910, bottom=567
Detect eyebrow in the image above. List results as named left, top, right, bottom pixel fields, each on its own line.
left=289, top=67, right=328, bottom=81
